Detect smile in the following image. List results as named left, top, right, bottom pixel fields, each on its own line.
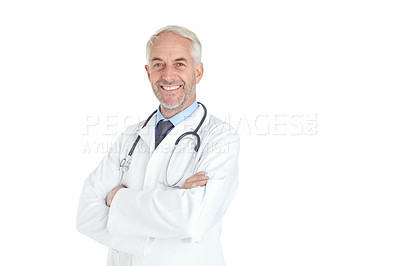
left=161, top=85, right=182, bottom=91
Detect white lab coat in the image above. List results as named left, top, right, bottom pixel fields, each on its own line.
left=77, top=106, right=240, bottom=266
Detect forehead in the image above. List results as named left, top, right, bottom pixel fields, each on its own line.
left=150, top=32, right=193, bottom=61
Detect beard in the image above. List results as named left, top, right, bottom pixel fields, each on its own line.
left=152, top=73, right=196, bottom=111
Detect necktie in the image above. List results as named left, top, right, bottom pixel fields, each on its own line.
left=155, top=120, right=174, bottom=149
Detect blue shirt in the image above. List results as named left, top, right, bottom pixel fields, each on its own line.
left=155, top=101, right=199, bottom=137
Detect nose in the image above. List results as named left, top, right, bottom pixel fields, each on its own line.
left=161, top=65, right=177, bottom=82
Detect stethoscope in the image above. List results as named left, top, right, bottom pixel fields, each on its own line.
left=119, top=102, right=207, bottom=187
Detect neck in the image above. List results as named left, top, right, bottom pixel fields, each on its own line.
left=160, top=98, right=195, bottom=119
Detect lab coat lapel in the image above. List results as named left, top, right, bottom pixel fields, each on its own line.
left=137, top=115, right=156, bottom=153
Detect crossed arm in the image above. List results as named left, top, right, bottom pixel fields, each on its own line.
left=106, top=172, right=209, bottom=207
left=78, top=122, right=239, bottom=253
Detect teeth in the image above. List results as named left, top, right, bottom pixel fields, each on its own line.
left=162, top=85, right=180, bottom=91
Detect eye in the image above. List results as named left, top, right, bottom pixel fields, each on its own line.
left=177, top=63, right=185, bottom=67
left=154, top=63, right=163, bottom=68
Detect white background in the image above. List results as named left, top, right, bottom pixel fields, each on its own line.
left=1, top=0, right=399, bottom=265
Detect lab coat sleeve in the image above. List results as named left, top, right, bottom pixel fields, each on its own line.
left=76, top=131, right=153, bottom=255
left=107, top=124, right=239, bottom=241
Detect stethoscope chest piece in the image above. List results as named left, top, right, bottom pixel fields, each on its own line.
left=119, top=156, right=132, bottom=172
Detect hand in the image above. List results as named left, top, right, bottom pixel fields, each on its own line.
left=106, top=185, right=127, bottom=207
left=181, top=171, right=209, bottom=189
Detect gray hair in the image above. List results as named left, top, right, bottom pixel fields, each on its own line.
left=146, top=25, right=202, bottom=66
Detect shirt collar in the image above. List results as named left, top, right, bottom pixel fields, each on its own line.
left=156, top=100, right=199, bottom=126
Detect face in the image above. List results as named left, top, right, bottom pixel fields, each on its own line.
left=145, top=32, right=203, bottom=117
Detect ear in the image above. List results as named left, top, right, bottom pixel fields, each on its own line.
left=145, top=65, right=151, bottom=81
left=195, top=63, right=204, bottom=84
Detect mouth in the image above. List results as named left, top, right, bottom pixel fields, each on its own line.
left=160, top=85, right=182, bottom=91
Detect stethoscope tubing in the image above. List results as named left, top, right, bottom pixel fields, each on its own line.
left=119, top=103, right=207, bottom=187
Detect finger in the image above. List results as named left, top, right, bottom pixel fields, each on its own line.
left=182, top=179, right=207, bottom=189
left=192, top=171, right=206, bottom=178
left=196, top=180, right=208, bottom=187
left=186, top=173, right=204, bottom=180
left=183, top=176, right=208, bottom=188
left=186, top=174, right=209, bottom=183
left=186, top=177, right=209, bottom=184
left=191, top=180, right=207, bottom=188
left=186, top=180, right=207, bottom=189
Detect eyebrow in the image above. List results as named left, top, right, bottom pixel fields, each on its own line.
left=174, top=57, right=188, bottom=62
left=151, top=57, right=188, bottom=62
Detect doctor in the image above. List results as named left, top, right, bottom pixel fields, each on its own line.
left=77, top=25, right=240, bottom=266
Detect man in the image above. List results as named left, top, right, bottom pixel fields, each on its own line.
left=77, top=25, right=240, bottom=266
